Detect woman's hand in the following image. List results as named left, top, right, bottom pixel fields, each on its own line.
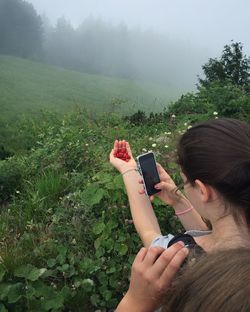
left=139, top=163, right=184, bottom=206
left=117, top=243, right=189, bottom=312
left=109, top=140, right=137, bottom=174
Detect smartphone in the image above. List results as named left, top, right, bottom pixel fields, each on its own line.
left=136, top=152, right=160, bottom=196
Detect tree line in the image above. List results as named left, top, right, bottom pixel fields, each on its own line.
left=0, top=0, right=249, bottom=90
left=0, top=0, right=205, bottom=88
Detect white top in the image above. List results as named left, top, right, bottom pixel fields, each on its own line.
left=150, top=230, right=212, bottom=248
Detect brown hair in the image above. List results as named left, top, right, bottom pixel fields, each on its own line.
left=177, top=118, right=250, bottom=227
left=163, top=248, right=250, bottom=312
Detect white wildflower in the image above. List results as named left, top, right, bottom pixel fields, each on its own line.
left=213, top=111, right=218, bottom=116
left=184, top=122, right=188, bottom=126
left=152, top=143, right=156, bottom=148
left=149, top=137, right=153, bottom=141
left=187, top=125, right=192, bottom=129
left=215, top=116, right=219, bottom=119
left=167, top=131, right=172, bottom=135
left=171, top=114, right=176, bottom=118
left=164, top=145, right=169, bottom=148
left=85, top=143, right=89, bottom=146
left=142, top=148, right=147, bottom=152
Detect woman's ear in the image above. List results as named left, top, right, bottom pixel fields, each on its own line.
left=194, top=179, right=212, bottom=202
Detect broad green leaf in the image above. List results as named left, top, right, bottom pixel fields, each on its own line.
left=82, top=279, right=94, bottom=292
left=60, top=263, right=69, bottom=272
left=82, top=186, right=105, bottom=207
left=90, top=294, right=100, bottom=306
left=97, top=272, right=108, bottom=286
left=14, top=264, right=47, bottom=281
left=32, top=281, right=54, bottom=298
left=106, top=219, right=118, bottom=231
left=60, top=286, right=71, bottom=301
left=56, top=245, right=68, bottom=265
left=89, top=188, right=105, bottom=206
left=0, top=284, right=11, bottom=300
left=94, top=237, right=101, bottom=249
left=47, top=258, right=56, bottom=268
left=106, top=267, right=116, bottom=274
left=42, top=293, right=64, bottom=311
left=93, top=221, right=105, bottom=235
left=95, top=247, right=105, bottom=258
left=103, top=238, right=115, bottom=252
left=7, top=283, right=23, bottom=304
left=79, top=257, right=95, bottom=274
left=118, top=244, right=128, bottom=256
left=103, top=289, right=112, bottom=302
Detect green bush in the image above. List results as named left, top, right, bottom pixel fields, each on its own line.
left=0, top=145, right=13, bottom=160
left=0, top=159, right=23, bottom=202
left=168, top=92, right=216, bottom=115
left=0, top=98, right=249, bottom=310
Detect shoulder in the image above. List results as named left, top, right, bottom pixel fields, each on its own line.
left=150, top=234, right=175, bottom=249
left=185, top=229, right=212, bottom=237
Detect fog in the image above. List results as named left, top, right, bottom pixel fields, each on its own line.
left=19, top=0, right=250, bottom=90
left=28, top=0, right=250, bottom=54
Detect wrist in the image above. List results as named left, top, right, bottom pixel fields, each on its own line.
left=117, top=293, right=154, bottom=312
left=172, top=194, right=192, bottom=213
left=121, top=168, right=138, bottom=176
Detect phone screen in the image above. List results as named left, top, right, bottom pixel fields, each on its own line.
left=137, top=152, right=160, bottom=196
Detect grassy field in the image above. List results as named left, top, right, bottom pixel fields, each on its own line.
left=0, top=55, right=181, bottom=121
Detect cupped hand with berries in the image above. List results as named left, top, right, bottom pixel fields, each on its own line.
left=109, top=140, right=137, bottom=174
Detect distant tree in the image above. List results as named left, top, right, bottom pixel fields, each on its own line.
left=43, top=17, right=76, bottom=68
left=199, top=41, right=250, bottom=90
left=0, top=0, right=43, bottom=58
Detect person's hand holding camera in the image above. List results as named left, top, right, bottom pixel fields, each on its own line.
left=139, top=163, right=185, bottom=206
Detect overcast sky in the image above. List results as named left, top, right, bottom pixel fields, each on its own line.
left=27, top=0, right=250, bottom=56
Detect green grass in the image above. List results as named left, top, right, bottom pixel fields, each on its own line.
left=0, top=55, right=180, bottom=121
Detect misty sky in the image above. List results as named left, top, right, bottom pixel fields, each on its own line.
left=27, top=0, right=250, bottom=56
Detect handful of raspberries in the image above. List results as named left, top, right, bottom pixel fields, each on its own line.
left=113, top=147, right=131, bottom=162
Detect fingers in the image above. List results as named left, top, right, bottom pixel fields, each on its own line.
left=151, top=242, right=186, bottom=278
left=154, top=181, right=175, bottom=191
left=156, top=163, right=166, bottom=174
left=138, top=179, right=145, bottom=194
left=109, top=149, right=115, bottom=160
left=126, top=141, right=133, bottom=157
left=156, top=163, right=171, bottom=179
left=114, top=139, right=119, bottom=151
left=143, top=247, right=165, bottom=266
left=159, top=245, right=189, bottom=284
left=133, top=247, right=148, bottom=265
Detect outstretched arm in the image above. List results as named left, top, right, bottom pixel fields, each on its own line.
left=110, top=140, right=161, bottom=247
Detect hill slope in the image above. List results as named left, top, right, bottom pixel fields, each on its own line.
left=0, top=56, right=179, bottom=121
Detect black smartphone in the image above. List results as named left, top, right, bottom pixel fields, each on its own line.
left=136, top=152, right=160, bottom=196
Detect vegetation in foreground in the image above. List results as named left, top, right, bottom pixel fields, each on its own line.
left=0, top=42, right=249, bottom=311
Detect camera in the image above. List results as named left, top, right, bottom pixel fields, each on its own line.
left=136, top=152, right=160, bottom=196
